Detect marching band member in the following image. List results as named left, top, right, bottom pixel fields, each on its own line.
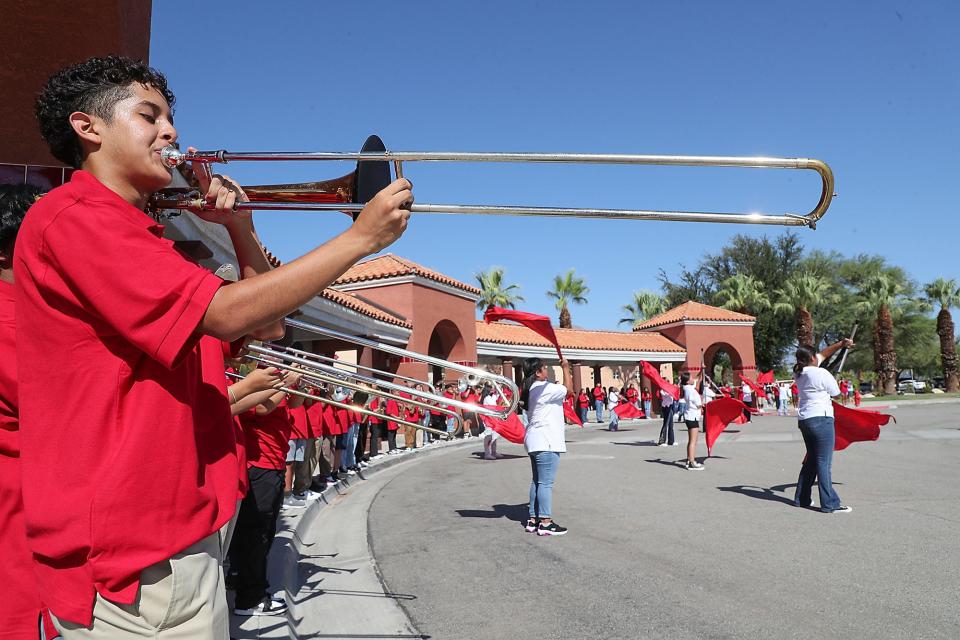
left=18, top=55, right=411, bottom=636
left=0, top=184, right=59, bottom=640
left=680, top=372, right=705, bottom=471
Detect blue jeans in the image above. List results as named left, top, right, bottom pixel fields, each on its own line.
left=341, top=423, right=359, bottom=469
left=643, top=400, right=651, bottom=417
left=659, top=404, right=675, bottom=444
left=578, top=407, right=588, bottom=424
left=794, top=416, right=841, bottom=512
left=594, top=399, right=603, bottom=422
left=528, top=451, right=560, bottom=519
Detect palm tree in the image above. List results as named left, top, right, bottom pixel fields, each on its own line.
left=547, top=269, right=589, bottom=328
left=619, top=290, right=667, bottom=328
left=856, top=273, right=903, bottom=395
left=923, top=277, right=960, bottom=392
left=475, top=267, right=524, bottom=310
left=773, top=272, right=836, bottom=348
left=713, top=274, right=771, bottom=315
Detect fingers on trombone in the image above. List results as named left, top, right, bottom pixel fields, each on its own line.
left=188, top=146, right=213, bottom=191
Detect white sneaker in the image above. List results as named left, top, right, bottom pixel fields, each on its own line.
left=297, top=490, right=322, bottom=501
left=346, top=468, right=357, bottom=476
left=657, top=442, right=668, bottom=447
left=235, top=595, right=287, bottom=616
left=372, top=454, right=385, bottom=460
left=827, top=505, right=853, bottom=513
left=685, top=461, right=705, bottom=471
left=670, top=442, right=680, bottom=446
left=282, top=495, right=306, bottom=509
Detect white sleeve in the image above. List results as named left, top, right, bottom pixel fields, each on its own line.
left=822, top=371, right=841, bottom=396
left=540, top=382, right=568, bottom=404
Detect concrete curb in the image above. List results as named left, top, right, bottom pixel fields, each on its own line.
left=278, top=438, right=476, bottom=638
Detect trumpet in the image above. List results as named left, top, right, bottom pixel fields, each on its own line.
left=151, top=135, right=835, bottom=228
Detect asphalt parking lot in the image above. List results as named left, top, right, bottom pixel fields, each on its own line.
left=368, top=403, right=960, bottom=639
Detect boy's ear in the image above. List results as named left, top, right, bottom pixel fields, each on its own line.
left=0, top=250, right=12, bottom=271
left=68, top=111, right=102, bottom=148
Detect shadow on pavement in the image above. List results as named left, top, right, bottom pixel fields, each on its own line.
left=468, top=452, right=526, bottom=460
left=611, top=440, right=659, bottom=447
left=644, top=458, right=685, bottom=469
left=455, top=502, right=529, bottom=524
left=717, top=485, right=798, bottom=506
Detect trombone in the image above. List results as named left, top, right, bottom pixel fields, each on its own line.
left=227, top=368, right=456, bottom=440
left=279, top=317, right=518, bottom=417
left=151, top=135, right=835, bottom=228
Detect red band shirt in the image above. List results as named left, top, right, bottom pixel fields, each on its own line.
left=14, top=170, right=237, bottom=625
left=239, top=403, right=293, bottom=471
left=0, top=281, right=48, bottom=637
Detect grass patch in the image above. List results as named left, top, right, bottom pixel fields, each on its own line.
left=861, top=392, right=960, bottom=402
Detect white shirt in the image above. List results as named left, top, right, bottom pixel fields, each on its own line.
left=704, top=386, right=717, bottom=403
left=795, top=366, right=840, bottom=419
left=607, top=390, right=619, bottom=410
left=682, top=385, right=703, bottom=421
left=523, top=380, right=568, bottom=453
left=780, top=383, right=792, bottom=399
left=742, top=388, right=752, bottom=402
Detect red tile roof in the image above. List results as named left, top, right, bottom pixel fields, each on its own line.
left=334, top=254, right=480, bottom=295
left=319, top=289, right=410, bottom=328
left=261, top=246, right=409, bottom=327
left=477, top=321, right=684, bottom=352
left=632, top=301, right=755, bottom=331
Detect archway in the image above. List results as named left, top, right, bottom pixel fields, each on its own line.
left=703, top=342, right=744, bottom=386
left=427, top=320, right=465, bottom=386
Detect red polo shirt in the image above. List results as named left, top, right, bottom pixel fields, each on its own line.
left=289, top=403, right=310, bottom=440
left=0, top=281, right=48, bottom=638
left=14, top=170, right=237, bottom=625
left=240, top=402, right=293, bottom=471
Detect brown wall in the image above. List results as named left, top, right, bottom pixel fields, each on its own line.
left=342, top=282, right=478, bottom=384
left=1, top=0, right=152, bottom=166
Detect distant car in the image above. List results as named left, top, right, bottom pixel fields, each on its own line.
left=897, top=378, right=926, bottom=393
left=932, top=376, right=946, bottom=390
left=859, top=381, right=873, bottom=394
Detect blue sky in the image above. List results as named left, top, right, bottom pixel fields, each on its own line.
left=151, top=1, right=958, bottom=329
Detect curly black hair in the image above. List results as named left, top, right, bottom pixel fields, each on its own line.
left=0, top=183, right=42, bottom=255
left=35, top=55, right=176, bottom=168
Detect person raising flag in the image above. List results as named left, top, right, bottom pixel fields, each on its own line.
left=792, top=339, right=855, bottom=513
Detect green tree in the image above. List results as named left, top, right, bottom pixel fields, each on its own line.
left=714, top=274, right=771, bottom=315
left=475, top=267, right=524, bottom=311
left=856, top=273, right=904, bottom=395
left=773, top=271, right=837, bottom=348
left=547, top=269, right=589, bottom=328
left=659, top=232, right=803, bottom=370
left=619, top=290, right=667, bottom=328
left=923, top=277, right=960, bottom=392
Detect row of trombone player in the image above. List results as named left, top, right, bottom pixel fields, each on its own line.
left=230, top=317, right=519, bottom=440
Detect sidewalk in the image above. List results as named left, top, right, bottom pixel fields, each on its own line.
left=230, top=437, right=474, bottom=639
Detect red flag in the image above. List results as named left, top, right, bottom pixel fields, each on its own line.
left=737, top=373, right=765, bottom=396
left=614, top=403, right=645, bottom=419
left=479, top=412, right=526, bottom=444
left=640, top=360, right=680, bottom=400
left=562, top=400, right=583, bottom=426
left=756, top=370, right=775, bottom=385
left=484, top=306, right=562, bottom=359
left=704, top=397, right=749, bottom=455
left=832, top=402, right=891, bottom=451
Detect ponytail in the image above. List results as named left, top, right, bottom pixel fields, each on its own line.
left=519, top=357, right=543, bottom=412
left=793, top=344, right=817, bottom=377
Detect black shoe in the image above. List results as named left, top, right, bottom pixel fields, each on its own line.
left=537, top=521, right=568, bottom=536
left=524, top=518, right=538, bottom=533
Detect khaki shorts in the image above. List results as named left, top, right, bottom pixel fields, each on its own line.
left=53, top=531, right=228, bottom=639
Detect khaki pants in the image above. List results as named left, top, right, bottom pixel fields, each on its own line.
left=54, top=532, right=228, bottom=639
left=293, top=438, right=317, bottom=493
left=404, top=424, right=417, bottom=448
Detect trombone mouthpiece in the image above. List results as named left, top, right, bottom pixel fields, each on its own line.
left=160, top=146, right=186, bottom=168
